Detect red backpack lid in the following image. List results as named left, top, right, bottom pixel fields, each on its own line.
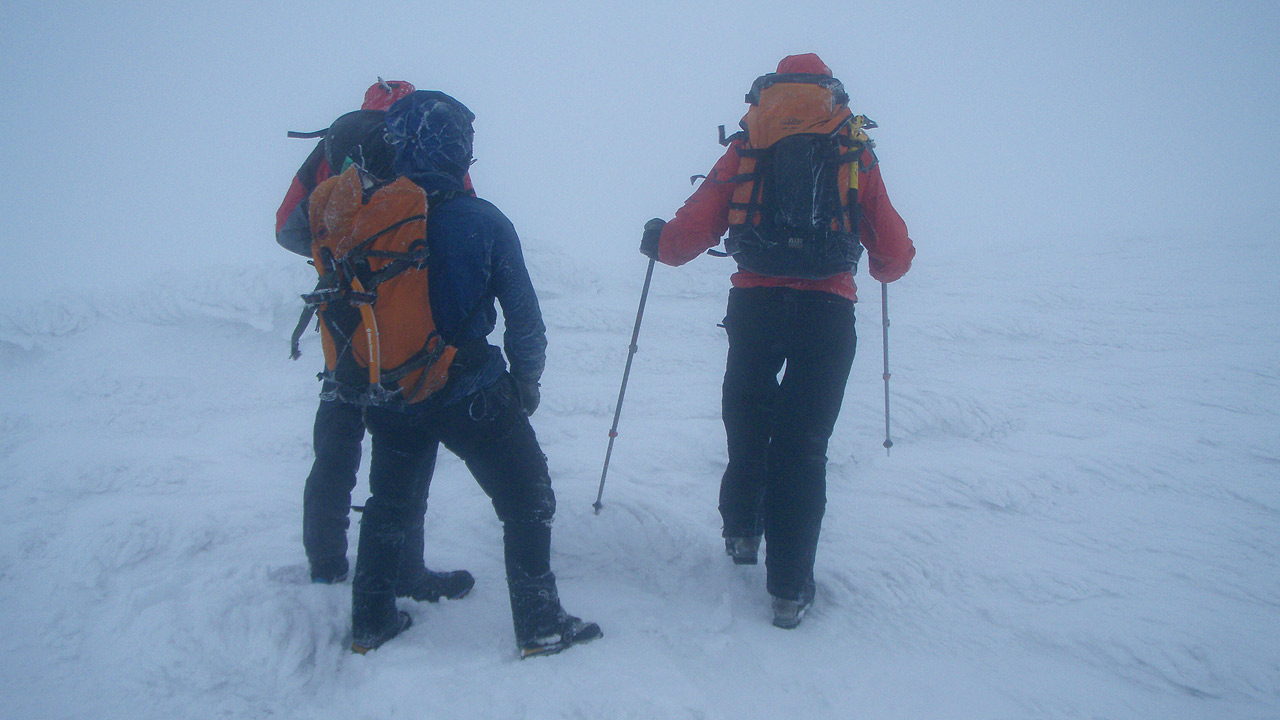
left=362, top=78, right=416, bottom=111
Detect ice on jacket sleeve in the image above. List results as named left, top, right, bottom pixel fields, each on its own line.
left=490, top=218, right=547, bottom=383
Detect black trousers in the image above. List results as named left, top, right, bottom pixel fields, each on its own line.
left=719, top=287, right=856, bottom=601
left=356, top=375, right=561, bottom=641
left=301, top=397, right=438, bottom=578
left=301, top=397, right=366, bottom=568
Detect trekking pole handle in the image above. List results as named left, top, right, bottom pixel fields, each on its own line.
left=594, top=257, right=657, bottom=514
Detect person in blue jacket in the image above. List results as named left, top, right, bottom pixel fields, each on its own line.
left=349, top=91, right=601, bottom=658
left=277, top=81, right=472, bottom=604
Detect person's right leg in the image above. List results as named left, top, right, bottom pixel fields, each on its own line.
left=439, top=377, right=600, bottom=657
left=763, top=292, right=856, bottom=620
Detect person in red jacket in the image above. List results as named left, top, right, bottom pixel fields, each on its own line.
left=641, top=53, right=915, bottom=628
left=276, top=79, right=417, bottom=255
left=276, top=79, right=476, bottom=256
left=277, top=79, right=472, bottom=604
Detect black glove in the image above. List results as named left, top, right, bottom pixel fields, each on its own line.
left=514, top=378, right=540, bottom=417
left=639, top=218, right=666, bottom=260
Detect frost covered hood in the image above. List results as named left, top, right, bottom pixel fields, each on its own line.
left=385, top=90, right=476, bottom=195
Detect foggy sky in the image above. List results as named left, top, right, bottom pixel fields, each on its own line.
left=2, top=1, right=1277, bottom=294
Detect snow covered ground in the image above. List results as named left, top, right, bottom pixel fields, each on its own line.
left=1, top=229, right=1277, bottom=719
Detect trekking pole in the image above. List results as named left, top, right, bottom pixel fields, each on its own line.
left=880, top=282, right=893, bottom=455
left=594, top=257, right=657, bottom=514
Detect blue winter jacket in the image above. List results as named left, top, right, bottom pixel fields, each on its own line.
left=383, top=90, right=544, bottom=406
left=424, top=193, right=547, bottom=406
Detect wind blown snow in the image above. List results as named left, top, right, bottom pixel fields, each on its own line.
left=1, top=231, right=1277, bottom=719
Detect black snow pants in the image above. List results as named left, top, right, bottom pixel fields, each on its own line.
left=301, top=395, right=437, bottom=580
left=355, top=374, right=563, bottom=643
left=718, top=286, right=857, bottom=601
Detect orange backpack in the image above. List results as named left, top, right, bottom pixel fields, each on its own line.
left=721, top=72, right=877, bottom=279
left=291, top=165, right=455, bottom=406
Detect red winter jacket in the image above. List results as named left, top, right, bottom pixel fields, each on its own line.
left=657, top=54, right=915, bottom=301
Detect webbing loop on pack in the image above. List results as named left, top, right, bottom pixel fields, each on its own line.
left=718, top=124, right=746, bottom=147
left=289, top=305, right=317, bottom=360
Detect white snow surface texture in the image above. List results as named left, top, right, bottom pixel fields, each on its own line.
left=1, top=231, right=1277, bottom=720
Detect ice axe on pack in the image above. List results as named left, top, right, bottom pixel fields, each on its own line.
left=593, top=223, right=662, bottom=514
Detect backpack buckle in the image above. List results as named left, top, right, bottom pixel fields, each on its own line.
left=349, top=290, right=378, bottom=306
left=301, top=288, right=342, bottom=306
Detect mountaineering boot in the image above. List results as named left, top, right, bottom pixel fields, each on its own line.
left=519, top=612, right=603, bottom=659
left=725, top=536, right=762, bottom=565
left=771, top=578, right=816, bottom=629
left=509, top=571, right=602, bottom=659
left=310, top=556, right=350, bottom=584
left=396, top=568, right=475, bottom=602
left=393, top=480, right=473, bottom=601
left=351, top=592, right=412, bottom=654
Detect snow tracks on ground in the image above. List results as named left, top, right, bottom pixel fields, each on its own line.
left=1, top=235, right=1277, bottom=719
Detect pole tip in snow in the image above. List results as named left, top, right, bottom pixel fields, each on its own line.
left=592, top=502, right=603, bottom=515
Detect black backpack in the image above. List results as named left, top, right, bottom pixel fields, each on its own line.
left=721, top=73, right=876, bottom=279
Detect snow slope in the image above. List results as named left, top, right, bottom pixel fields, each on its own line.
left=1, top=230, right=1277, bottom=720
